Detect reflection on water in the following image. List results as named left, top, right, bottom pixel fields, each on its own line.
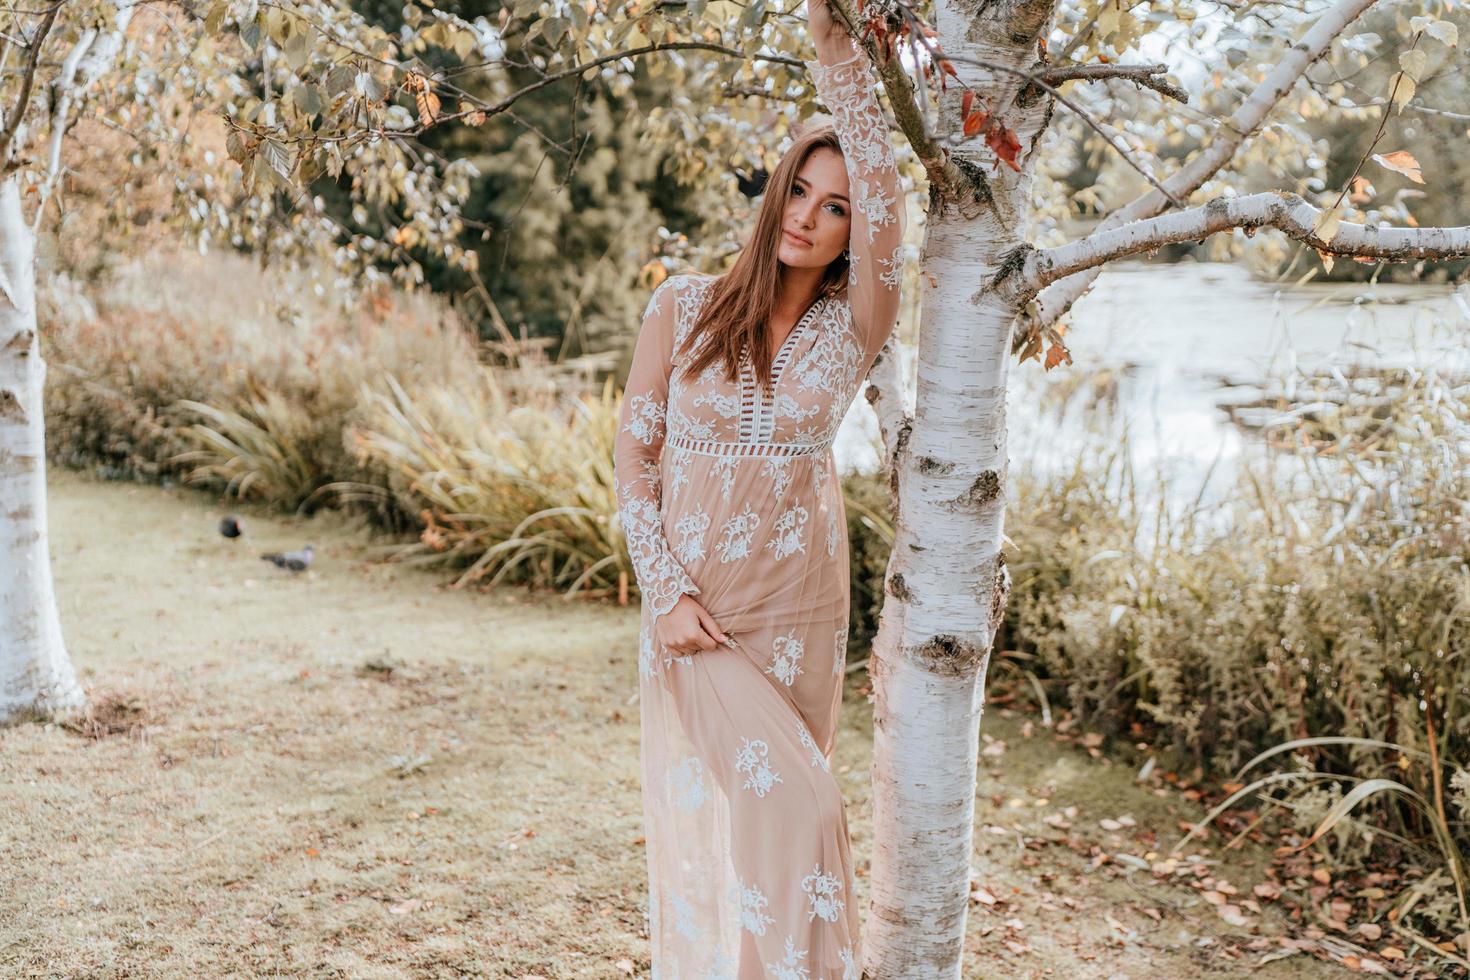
left=837, top=261, right=1470, bottom=510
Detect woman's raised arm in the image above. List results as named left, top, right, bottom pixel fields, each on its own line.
left=613, top=275, right=702, bottom=623
left=805, top=1, right=906, bottom=364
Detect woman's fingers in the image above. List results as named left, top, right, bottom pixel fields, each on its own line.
left=696, top=606, right=728, bottom=644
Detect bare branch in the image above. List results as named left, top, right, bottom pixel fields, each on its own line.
left=26, top=2, right=137, bottom=225
left=1028, top=0, right=1379, bottom=334
left=1021, top=192, right=1470, bottom=292
left=1036, top=62, right=1188, bottom=104
left=0, top=0, right=61, bottom=165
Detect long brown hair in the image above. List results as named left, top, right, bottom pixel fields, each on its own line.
left=676, top=121, right=850, bottom=393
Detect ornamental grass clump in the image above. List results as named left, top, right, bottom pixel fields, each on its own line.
left=1003, top=360, right=1470, bottom=946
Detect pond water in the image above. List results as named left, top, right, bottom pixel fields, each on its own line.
left=836, top=260, right=1470, bottom=510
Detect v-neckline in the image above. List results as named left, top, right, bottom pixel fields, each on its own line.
left=757, top=294, right=823, bottom=376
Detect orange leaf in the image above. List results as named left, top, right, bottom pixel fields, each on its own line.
left=986, top=125, right=1023, bottom=171
left=1370, top=150, right=1424, bottom=184
left=962, top=90, right=975, bottom=118
left=963, top=110, right=989, bottom=138
left=1044, top=341, right=1072, bottom=371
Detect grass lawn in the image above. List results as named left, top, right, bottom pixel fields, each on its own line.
left=0, top=469, right=1350, bottom=978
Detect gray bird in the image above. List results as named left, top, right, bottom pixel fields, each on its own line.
left=260, top=545, right=314, bottom=572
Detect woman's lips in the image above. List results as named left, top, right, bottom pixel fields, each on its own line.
left=784, top=230, right=813, bottom=247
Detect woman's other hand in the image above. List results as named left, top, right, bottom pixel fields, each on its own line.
left=806, top=0, right=849, bottom=45
left=655, top=594, right=729, bottom=656
left=806, top=0, right=860, bottom=60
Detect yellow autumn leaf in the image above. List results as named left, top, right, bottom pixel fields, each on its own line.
left=1398, top=49, right=1427, bottom=81
left=1314, top=205, right=1344, bottom=244
left=1390, top=73, right=1416, bottom=111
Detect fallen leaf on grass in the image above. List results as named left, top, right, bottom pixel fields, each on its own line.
left=389, top=898, right=421, bottom=915
left=615, top=959, right=635, bottom=975
left=1216, top=904, right=1250, bottom=927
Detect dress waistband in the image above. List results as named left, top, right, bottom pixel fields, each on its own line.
left=666, top=434, right=832, bottom=459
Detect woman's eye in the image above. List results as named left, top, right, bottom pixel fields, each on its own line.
left=827, top=203, right=846, bottom=216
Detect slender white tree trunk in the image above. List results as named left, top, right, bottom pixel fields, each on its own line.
left=863, top=0, right=1052, bottom=973
left=0, top=176, right=83, bottom=724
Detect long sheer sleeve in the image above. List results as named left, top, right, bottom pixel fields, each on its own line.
left=805, top=49, right=906, bottom=364
left=614, top=275, right=702, bottom=623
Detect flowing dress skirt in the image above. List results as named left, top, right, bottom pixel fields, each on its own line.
left=638, top=441, right=862, bottom=979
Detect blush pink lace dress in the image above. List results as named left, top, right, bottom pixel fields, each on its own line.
left=613, top=49, right=904, bottom=979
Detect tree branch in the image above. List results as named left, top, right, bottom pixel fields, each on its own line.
left=1026, top=0, right=1379, bottom=336
left=1021, top=192, right=1470, bottom=293
left=0, top=0, right=62, bottom=165
left=1037, top=62, right=1188, bottom=104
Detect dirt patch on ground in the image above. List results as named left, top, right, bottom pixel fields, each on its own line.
left=0, top=470, right=1356, bottom=978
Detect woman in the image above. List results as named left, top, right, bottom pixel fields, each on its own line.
left=613, top=1, right=904, bottom=975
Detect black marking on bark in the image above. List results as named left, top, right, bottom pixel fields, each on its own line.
left=911, top=633, right=990, bottom=677
left=887, top=420, right=912, bottom=503
left=4, top=329, right=34, bottom=354
left=908, top=541, right=926, bottom=552
left=955, top=469, right=1002, bottom=508
left=6, top=503, right=32, bottom=522
left=886, top=571, right=914, bottom=602
left=0, top=388, right=24, bottom=423
left=988, top=244, right=1033, bottom=292
left=988, top=551, right=1011, bottom=628
left=946, top=154, right=995, bottom=218
left=916, top=454, right=954, bottom=476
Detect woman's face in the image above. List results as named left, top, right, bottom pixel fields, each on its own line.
left=777, top=147, right=850, bottom=270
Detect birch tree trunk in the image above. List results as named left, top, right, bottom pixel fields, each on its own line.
left=0, top=176, right=83, bottom=724
left=863, top=0, right=1054, bottom=974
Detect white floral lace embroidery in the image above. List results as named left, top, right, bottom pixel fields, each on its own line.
left=735, top=736, right=783, bottom=797
left=672, top=506, right=711, bottom=565
left=766, top=630, right=806, bottom=687
left=716, top=502, right=762, bottom=562
left=765, top=501, right=809, bottom=561
left=731, top=877, right=776, bottom=936
left=802, top=863, right=846, bottom=923
left=767, top=936, right=812, bottom=980
left=666, top=755, right=711, bottom=814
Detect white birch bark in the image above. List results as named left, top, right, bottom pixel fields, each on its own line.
left=861, top=0, right=1050, bottom=972
left=0, top=1, right=134, bottom=724
left=0, top=177, right=82, bottom=724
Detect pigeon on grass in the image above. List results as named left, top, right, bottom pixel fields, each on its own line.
left=260, top=545, right=315, bottom=572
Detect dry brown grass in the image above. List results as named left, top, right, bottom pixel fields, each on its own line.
left=0, top=471, right=1355, bottom=978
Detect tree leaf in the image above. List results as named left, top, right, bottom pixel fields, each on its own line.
left=985, top=125, right=1022, bottom=172
left=1397, top=49, right=1426, bottom=81
left=1389, top=73, right=1415, bottom=111
left=1370, top=150, right=1424, bottom=184
left=1313, top=204, right=1343, bottom=244
left=205, top=0, right=228, bottom=36
left=1426, top=20, right=1458, bottom=47
left=292, top=83, right=323, bottom=117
